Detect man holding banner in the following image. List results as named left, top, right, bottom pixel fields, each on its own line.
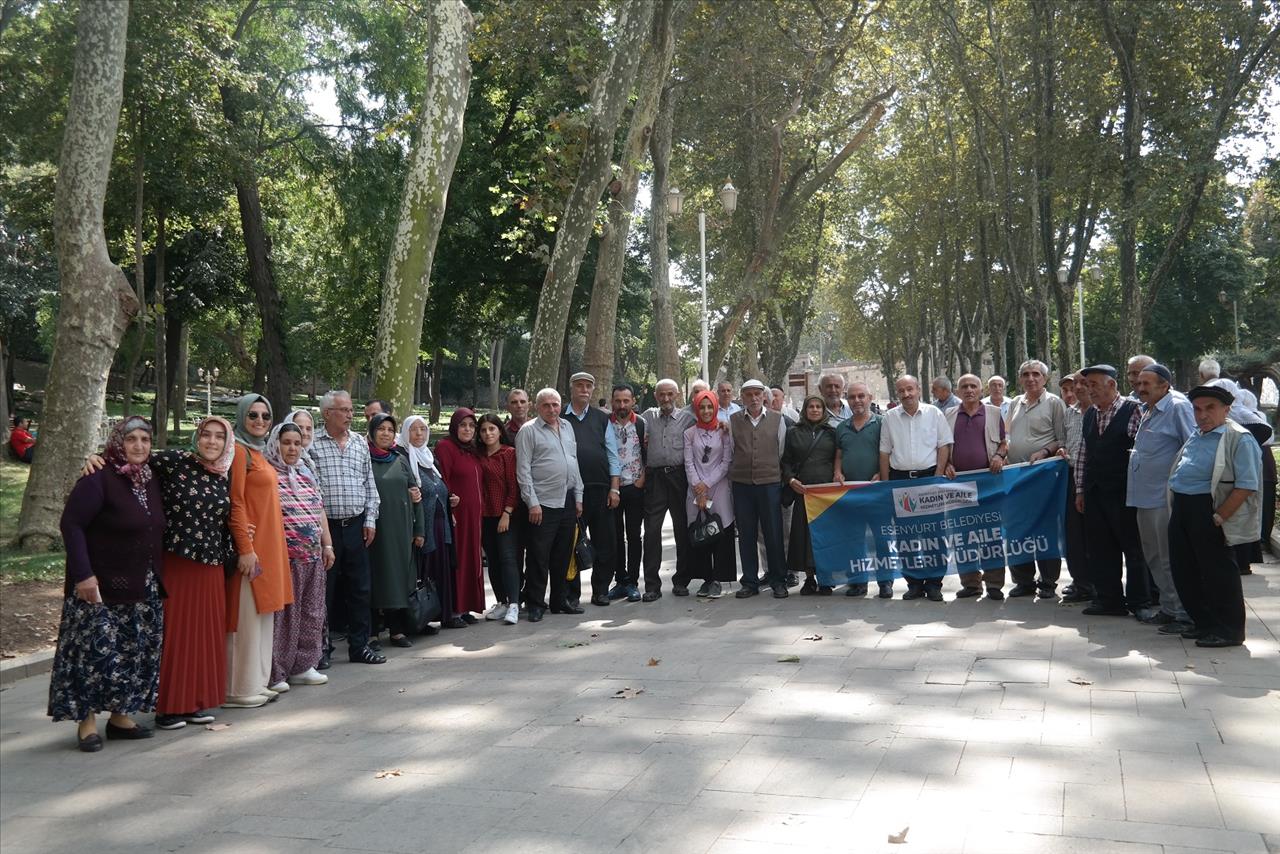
left=834, top=382, right=889, bottom=598
left=878, top=375, right=953, bottom=600
left=729, top=379, right=790, bottom=599
left=1005, top=359, right=1068, bottom=598
left=945, top=374, right=1008, bottom=600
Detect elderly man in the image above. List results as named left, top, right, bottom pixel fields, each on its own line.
left=564, top=372, right=621, bottom=608
left=1058, top=373, right=1090, bottom=602
left=640, top=378, right=694, bottom=599
left=1167, top=385, right=1261, bottom=647
left=982, top=375, right=1011, bottom=420
left=1125, top=354, right=1155, bottom=398
left=515, top=389, right=585, bottom=622
left=716, top=380, right=742, bottom=423
left=310, top=390, right=384, bottom=666
left=505, top=388, right=531, bottom=438
left=879, top=375, right=953, bottom=601
left=770, top=385, right=800, bottom=424
left=607, top=384, right=647, bottom=603
left=835, top=381, right=891, bottom=597
left=931, top=376, right=960, bottom=412
left=1198, top=358, right=1221, bottom=384
left=1128, top=364, right=1197, bottom=631
left=820, top=373, right=852, bottom=426
left=684, top=379, right=710, bottom=415
left=730, top=379, right=789, bottom=599
left=1075, top=365, right=1151, bottom=617
left=1005, top=359, right=1068, bottom=598
left=945, top=374, right=1008, bottom=600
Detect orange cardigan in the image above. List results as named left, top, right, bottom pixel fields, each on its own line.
left=225, top=444, right=293, bottom=630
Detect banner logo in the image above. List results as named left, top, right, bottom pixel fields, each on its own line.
left=891, top=482, right=979, bottom=517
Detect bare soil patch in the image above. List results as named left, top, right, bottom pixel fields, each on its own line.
left=0, top=580, right=62, bottom=658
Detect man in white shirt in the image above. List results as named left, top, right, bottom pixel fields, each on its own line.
left=982, top=375, right=1010, bottom=420
left=879, top=375, right=953, bottom=601
left=820, top=373, right=853, bottom=427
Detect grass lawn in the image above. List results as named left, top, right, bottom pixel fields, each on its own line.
left=0, top=459, right=65, bottom=583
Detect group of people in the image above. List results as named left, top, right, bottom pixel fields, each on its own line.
left=44, top=356, right=1273, bottom=752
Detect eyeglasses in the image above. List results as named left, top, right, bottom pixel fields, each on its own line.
left=246, top=412, right=270, bottom=421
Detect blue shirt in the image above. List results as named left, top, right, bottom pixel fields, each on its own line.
left=1127, top=390, right=1196, bottom=508
left=1169, top=424, right=1262, bottom=495
left=934, top=394, right=961, bottom=413
left=566, top=402, right=622, bottom=477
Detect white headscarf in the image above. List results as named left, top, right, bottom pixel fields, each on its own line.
left=1210, top=378, right=1267, bottom=427
left=398, top=414, right=438, bottom=485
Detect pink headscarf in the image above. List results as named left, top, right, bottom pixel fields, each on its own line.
left=192, top=415, right=236, bottom=476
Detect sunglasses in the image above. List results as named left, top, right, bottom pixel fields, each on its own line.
left=702, top=444, right=712, bottom=464
left=246, top=412, right=271, bottom=421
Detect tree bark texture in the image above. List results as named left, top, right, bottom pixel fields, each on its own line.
left=151, top=206, right=168, bottom=447
left=124, top=120, right=146, bottom=418
left=371, top=0, right=474, bottom=417
left=649, top=83, right=681, bottom=383
left=171, top=320, right=188, bottom=435
left=17, top=0, right=136, bottom=549
left=524, top=0, right=656, bottom=392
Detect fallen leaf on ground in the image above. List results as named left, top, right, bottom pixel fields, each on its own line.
left=612, top=687, right=644, bottom=699
left=647, top=658, right=661, bottom=666
left=374, top=769, right=403, bottom=779
left=1185, top=663, right=1196, bottom=669
left=397, top=688, right=406, bottom=693
left=888, top=826, right=910, bottom=844
left=590, top=633, right=599, bottom=638
left=801, top=633, right=823, bottom=641
left=777, top=654, right=801, bottom=663
left=559, top=640, right=590, bottom=648
left=1067, top=677, right=1092, bottom=686
left=204, top=723, right=231, bottom=731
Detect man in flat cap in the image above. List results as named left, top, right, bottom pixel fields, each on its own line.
left=1074, top=365, right=1153, bottom=617
left=1166, top=385, right=1262, bottom=647
left=564, top=371, right=621, bottom=610
left=729, top=378, right=790, bottom=599
left=1127, top=364, right=1197, bottom=632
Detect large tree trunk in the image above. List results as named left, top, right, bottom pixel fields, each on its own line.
left=371, top=0, right=474, bottom=416
left=649, top=82, right=681, bottom=382
left=171, top=320, right=188, bottom=435
left=524, top=0, right=656, bottom=391
left=17, top=0, right=136, bottom=550
left=123, top=120, right=146, bottom=418
left=151, top=205, right=168, bottom=446
left=488, top=337, right=504, bottom=411
left=0, top=335, right=9, bottom=448
left=429, top=348, right=443, bottom=425
left=582, top=0, right=677, bottom=395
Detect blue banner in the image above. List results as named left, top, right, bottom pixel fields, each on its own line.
left=803, top=458, right=1069, bottom=586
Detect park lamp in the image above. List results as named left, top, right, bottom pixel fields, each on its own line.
left=666, top=186, right=683, bottom=217
left=718, top=178, right=738, bottom=215
left=1056, top=267, right=1069, bottom=286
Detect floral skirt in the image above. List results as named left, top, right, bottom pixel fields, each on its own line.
left=47, top=570, right=163, bottom=722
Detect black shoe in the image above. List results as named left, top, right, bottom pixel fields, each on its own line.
left=1061, top=584, right=1077, bottom=596
left=460, top=613, right=479, bottom=625
left=735, top=586, right=760, bottom=599
left=1196, top=634, right=1243, bottom=648
left=642, top=590, right=663, bottom=602
left=955, top=587, right=983, bottom=599
left=902, top=588, right=926, bottom=600
left=877, top=583, right=894, bottom=599
left=1061, top=589, right=1093, bottom=603
left=591, top=594, right=611, bottom=607
left=78, top=732, right=103, bottom=753
left=317, top=651, right=331, bottom=671
left=1140, top=611, right=1177, bottom=626
left=105, top=721, right=154, bottom=740
left=800, top=578, right=819, bottom=595
left=772, top=585, right=789, bottom=599
left=1081, top=604, right=1130, bottom=617
left=673, top=586, right=689, bottom=597
left=785, top=573, right=800, bottom=588
left=986, top=588, right=1005, bottom=601
left=442, top=617, right=467, bottom=628
left=818, top=585, right=833, bottom=596
left=368, top=639, right=382, bottom=651
left=1036, top=586, right=1057, bottom=599
left=1008, top=584, right=1036, bottom=598
left=1181, top=627, right=1208, bottom=639
left=527, top=607, right=545, bottom=623
left=1158, top=621, right=1195, bottom=635
left=419, top=624, right=440, bottom=636
left=155, top=714, right=187, bottom=731
left=552, top=601, right=585, bottom=615
left=389, top=635, right=413, bottom=648
left=845, top=584, right=868, bottom=597
left=349, top=645, right=387, bottom=664
left=926, top=589, right=944, bottom=602
left=183, top=711, right=216, bottom=725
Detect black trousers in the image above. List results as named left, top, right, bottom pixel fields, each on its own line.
left=580, top=483, right=618, bottom=598
left=481, top=516, right=520, bottom=605
left=642, top=466, right=689, bottom=592
left=888, top=468, right=942, bottom=592
left=325, top=513, right=372, bottom=651
left=1083, top=488, right=1151, bottom=611
left=510, top=504, right=530, bottom=602
left=1062, top=469, right=1089, bottom=591
left=1169, top=492, right=1245, bottom=642
left=525, top=491, right=576, bottom=608
left=613, top=482, right=644, bottom=589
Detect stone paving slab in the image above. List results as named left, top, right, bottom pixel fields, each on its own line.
left=2, top=528, right=1278, bottom=854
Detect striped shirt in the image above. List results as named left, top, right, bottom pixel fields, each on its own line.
left=309, top=428, right=380, bottom=522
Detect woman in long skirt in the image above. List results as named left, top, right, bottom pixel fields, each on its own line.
left=367, top=413, right=425, bottom=646
left=400, top=415, right=458, bottom=631
left=434, top=408, right=486, bottom=622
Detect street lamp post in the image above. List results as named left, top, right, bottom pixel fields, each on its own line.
left=667, top=179, right=738, bottom=381
left=197, top=367, right=219, bottom=416
left=1218, top=290, right=1240, bottom=354
left=1059, top=267, right=1085, bottom=366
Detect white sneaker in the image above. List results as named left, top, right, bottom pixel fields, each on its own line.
left=484, top=602, right=506, bottom=621
left=288, top=668, right=328, bottom=686
left=268, top=681, right=290, bottom=693
left=503, top=603, right=519, bottom=625
left=260, top=686, right=279, bottom=698
left=222, top=695, right=268, bottom=709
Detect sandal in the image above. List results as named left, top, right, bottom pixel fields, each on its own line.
left=349, top=646, right=387, bottom=664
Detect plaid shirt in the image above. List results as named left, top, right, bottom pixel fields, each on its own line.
left=1074, top=395, right=1143, bottom=495
left=309, top=428, right=380, bottom=522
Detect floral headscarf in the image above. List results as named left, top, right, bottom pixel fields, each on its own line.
left=191, top=415, right=235, bottom=476
left=367, top=412, right=399, bottom=462
left=692, top=390, right=720, bottom=430
left=265, top=423, right=311, bottom=494
left=233, top=393, right=272, bottom=451
left=446, top=408, right=479, bottom=453
left=398, top=414, right=438, bottom=485
left=105, top=416, right=153, bottom=508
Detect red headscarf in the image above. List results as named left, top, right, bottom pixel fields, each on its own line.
left=447, top=407, right=479, bottom=454
left=692, top=390, right=720, bottom=431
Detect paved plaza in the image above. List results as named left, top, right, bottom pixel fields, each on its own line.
left=2, top=531, right=1279, bottom=854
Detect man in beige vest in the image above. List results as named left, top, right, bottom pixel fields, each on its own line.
left=730, top=379, right=790, bottom=599
left=945, top=374, right=1008, bottom=600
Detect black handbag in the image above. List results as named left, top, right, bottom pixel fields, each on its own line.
left=573, top=519, right=595, bottom=573
left=688, top=507, right=726, bottom=547
left=407, top=578, right=443, bottom=633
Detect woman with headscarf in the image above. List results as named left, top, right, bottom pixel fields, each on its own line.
left=784, top=395, right=840, bottom=596
left=681, top=389, right=737, bottom=599
left=225, top=394, right=293, bottom=708
left=1211, top=380, right=1274, bottom=573
left=399, top=414, right=458, bottom=632
left=434, top=408, right=486, bottom=622
left=51, top=417, right=166, bottom=751
left=282, top=409, right=319, bottom=477
left=265, top=423, right=334, bottom=690
left=367, top=413, right=426, bottom=647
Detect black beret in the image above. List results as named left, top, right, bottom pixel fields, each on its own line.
left=1140, top=364, right=1173, bottom=383
left=1080, top=364, right=1117, bottom=378
left=1187, top=385, right=1234, bottom=405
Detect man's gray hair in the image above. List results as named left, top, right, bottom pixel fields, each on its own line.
left=655, top=378, right=678, bottom=392
left=534, top=387, right=561, bottom=405
left=320, top=389, right=351, bottom=411
left=1127, top=354, right=1155, bottom=368
left=1018, top=359, right=1049, bottom=377
left=819, top=372, right=845, bottom=389
left=1198, top=358, right=1221, bottom=380
left=507, top=387, right=528, bottom=402
left=988, top=375, right=1006, bottom=386
left=896, top=374, right=920, bottom=388
left=931, top=375, right=952, bottom=391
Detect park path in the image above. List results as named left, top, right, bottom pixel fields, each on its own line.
left=2, top=523, right=1278, bottom=854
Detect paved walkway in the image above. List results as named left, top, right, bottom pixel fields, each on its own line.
left=2, top=531, right=1279, bottom=854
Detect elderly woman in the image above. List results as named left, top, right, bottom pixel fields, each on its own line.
left=435, top=408, right=486, bottom=623
left=681, top=389, right=736, bottom=599
left=225, top=394, right=293, bottom=708
left=266, top=423, right=335, bottom=690
left=399, top=414, right=457, bottom=633
left=476, top=413, right=521, bottom=624
left=51, top=417, right=166, bottom=751
left=783, top=396, right=840, bottom=596
left=1166, top=385, right=1263, bottom=647
left=367, top=413, right=426, bottom=647
left=282, top=409, right=318, bottom=473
